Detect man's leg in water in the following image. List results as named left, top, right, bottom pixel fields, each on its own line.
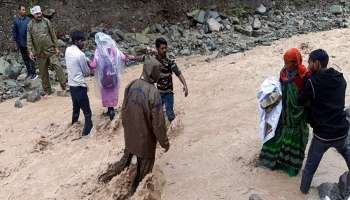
left=131, top=156, right=155, bottom=193
left=98, top=153, right=132, bottom=183
left=300, top=138, right=329, bottom=194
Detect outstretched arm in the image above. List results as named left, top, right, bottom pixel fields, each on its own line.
left=178, top=74, right=188, bottom=97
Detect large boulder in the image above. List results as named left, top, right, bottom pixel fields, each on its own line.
left=5, top=63, right=22, bottom=80
left=207, top=18, right=222, bottom=32
left=195, top=10, right=207, bottom=24
left=26, top=89, right=41, bottom=103
left=318, top=183, right=343, bottom=200
left=0, top=57, right=10, bottom=76
left=330, top=5, right=343, bottom=15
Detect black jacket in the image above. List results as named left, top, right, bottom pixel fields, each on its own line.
left=298, top=68, right=349, bottom=142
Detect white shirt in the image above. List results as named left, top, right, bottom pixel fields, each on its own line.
left=65, top=45, right=90, bottom=87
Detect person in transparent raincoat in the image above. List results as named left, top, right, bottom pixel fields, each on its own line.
left=90, top=32, right=145, bottom=120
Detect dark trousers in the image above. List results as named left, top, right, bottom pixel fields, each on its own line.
left=161, top=92, right=175, bottom=121
left=19, top=47, right=36, bottom=76
left=98, top=152, right=155, bottom=194
left=300, top=137, right=350, bottom=193
left=70, top=86, right=92, bottom=125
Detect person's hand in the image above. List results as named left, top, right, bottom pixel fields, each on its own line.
left=163, top=141, right=170, bottom=153
left=29, top=52, right=35, bottom=61
left=55, top=47, right=60, bottom=55
left=183, top=86, right=189, bottom=97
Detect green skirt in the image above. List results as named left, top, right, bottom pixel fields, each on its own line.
left=258, top=81, right=309, bottom=176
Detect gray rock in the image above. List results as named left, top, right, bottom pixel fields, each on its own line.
left=155, top=24, right=166, bottom=34
left=4, top=79, right=18, bottom=88
left=195, top=10, right=207, bottom=24
left=187, top=9, right=200, bottom=18
left=235, top=25, right=253, bottom=36
left=330, top=5, right=343, bottom=15
left=230, top=16, right=240, bottom=25
left=208, top=11, right=220, bottom=19
left=169, top=25, right=182, bottom=40
left=14, top=99, right=23, bottom=108
left=256, top=4, right=267, bottom=15
left=26, top=89, right=41, bottom=103
left=253, top=18, right=262, bottom=30
left=0, top=57, right=10, bottom=75
left=43, top=8, right=56, bottom=17
left=134, top=33, right=150, bottom=44
left=24, top=78, right=42, bottom=90
left=5, top=63, right=22, bottom=80
left=207, top=18, right=222, bottom=32
left=112, top=29, right=125, bottom=42
left=318, top=183, right=342, bottom=200
left=249, top=194, right=263, bottom=200
left=180, top=48, right=191, bottom=56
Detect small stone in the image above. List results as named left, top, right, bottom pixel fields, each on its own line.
left=249, top=194, right=263, bottom=200
left=230, top=16, right=240, bottom=25
left=43, top=8, right=56, bottom=17
left=235, top=25, right=253, bottom=36
left=14, top=99, right=23, bottom=108
left=256, top=4, right=267, bottom=15
left=253, top=18, right=262, bottom=30
left=180, top=49, right=191, bottom=56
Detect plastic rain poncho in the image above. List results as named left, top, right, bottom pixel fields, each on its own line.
left=90, top=32, right=126, bottom=107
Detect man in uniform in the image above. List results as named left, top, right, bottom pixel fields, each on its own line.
left=27, top=5, right=66, bottom=95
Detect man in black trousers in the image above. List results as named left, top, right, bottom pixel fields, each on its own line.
left=299, top=49, right=350, bottom=194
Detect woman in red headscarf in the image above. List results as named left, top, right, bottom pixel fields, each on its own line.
left=258, top=48, right=310, bottom=176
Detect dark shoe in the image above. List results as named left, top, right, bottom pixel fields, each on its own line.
left=107, top=107, right=115, bottom=121
left=30, top=74, right=38, bottom=80
left=82, top=120, right=93, bottom=136
left=60, top=83, right=67, bottom=91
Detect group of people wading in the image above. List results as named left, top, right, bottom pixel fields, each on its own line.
left=11, top=3, right=350, bottom=195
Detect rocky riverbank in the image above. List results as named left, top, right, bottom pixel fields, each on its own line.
left=1, top=2, right=350, bottom=103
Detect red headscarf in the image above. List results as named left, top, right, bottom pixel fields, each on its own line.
left=281, top=48, right=310, bottom=91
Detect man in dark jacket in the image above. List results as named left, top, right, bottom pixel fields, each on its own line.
left=99, top=56, right=170, bottom=193
left=12, top=5, right=37, bottom=80
left=299, top=49, right=350, bottom=194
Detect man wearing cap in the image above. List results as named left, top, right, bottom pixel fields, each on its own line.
left=12, top=5, right=38, bottom=80
left=27, top=5, right=67, bottom=95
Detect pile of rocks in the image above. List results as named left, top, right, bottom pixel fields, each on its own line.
left=318, top=171, right=350, bottom=200
left=83, top=3, right=350, bottom=58
left=2, top=3, right=350, bottom=103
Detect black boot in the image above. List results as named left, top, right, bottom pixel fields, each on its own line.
left=82, top=118, right=93, bottom=136
left=72, top=113, right=79, bottom=125
left=107, top=107, right=115, bottom=121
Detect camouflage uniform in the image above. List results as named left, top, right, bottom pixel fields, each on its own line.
left=27, top=17, right=66, bottom=94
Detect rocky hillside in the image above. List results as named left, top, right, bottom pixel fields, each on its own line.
left=1, top=0, right=350, bottom=103
left=0, top=0, right=341, bottom=54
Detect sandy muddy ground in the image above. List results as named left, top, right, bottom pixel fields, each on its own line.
left=1, top=28, right=350, bottom=200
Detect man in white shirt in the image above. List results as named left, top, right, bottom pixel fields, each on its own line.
left=65, top=31, right=93, bottom=136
